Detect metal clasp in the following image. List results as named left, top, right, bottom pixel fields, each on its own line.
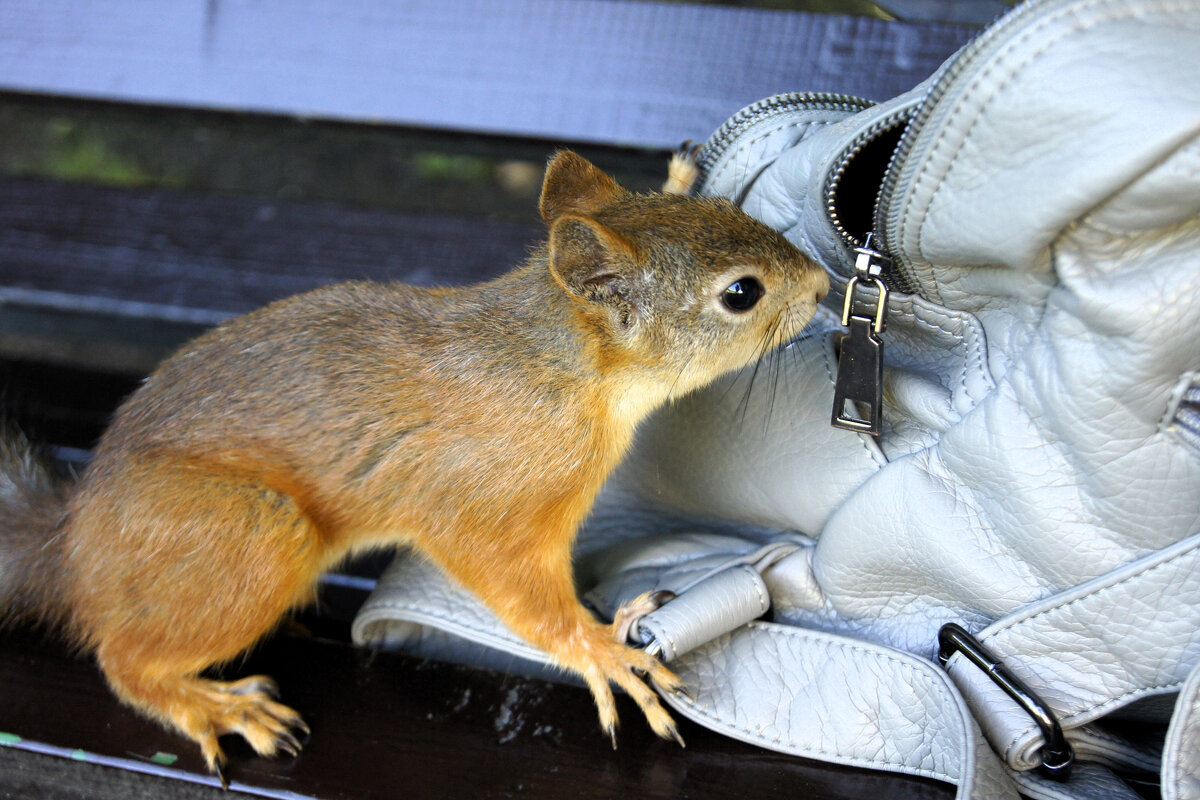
left=938, top=623, right=1074, bottom=781
left=831, top=234, right=891, bottom=436
left=841, top=238, right=890, bottom=334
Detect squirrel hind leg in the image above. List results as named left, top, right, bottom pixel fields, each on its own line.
left=72, top=463, right=326, bottom=779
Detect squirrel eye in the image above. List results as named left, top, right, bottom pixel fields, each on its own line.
left=721, top=277, right=764, bottom=313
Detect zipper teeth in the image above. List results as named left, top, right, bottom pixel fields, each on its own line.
left=1180, top=386, right=1200, bottom=439
left=1177, top=403, right=1200, bottom=453
left=823, top=107, right=913, bottom=251
left=822, top=107, right=917, bottom=294
left=875, top=0, right=1090, bottom=254
left=696, top=92, right=875, bottom=176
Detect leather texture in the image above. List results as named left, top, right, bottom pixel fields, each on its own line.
left=945, top=533, right=1200, bottom=772
left=354, top=2, right=1200, bottom=796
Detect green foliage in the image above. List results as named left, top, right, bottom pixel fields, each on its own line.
left=38, top=119, right=183, bottom=187
left=413, top=152, right=493, bottom=184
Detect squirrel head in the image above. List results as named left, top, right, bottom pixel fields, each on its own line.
left=539, top=151, right=829, bottom=403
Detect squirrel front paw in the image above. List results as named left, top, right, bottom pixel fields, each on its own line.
left=555, top=620, right=688, bottom=748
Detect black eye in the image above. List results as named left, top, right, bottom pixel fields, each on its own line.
left=721, top=277, right=764, bottom=312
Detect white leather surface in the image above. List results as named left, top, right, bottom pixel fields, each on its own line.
left=352, top=2, right=1200, bottom=796
left=632, top=565, right=770, bottom=660
left=659, top=621, right=1018, bottom=799
left=946, top=533, right=1200, bottom=770
left=677, top=0, right=1200, bottom=658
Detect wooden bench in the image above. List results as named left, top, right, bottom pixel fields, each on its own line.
left=0, top=2, right=975, bottom=797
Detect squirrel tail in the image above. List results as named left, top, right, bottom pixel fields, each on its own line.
left=0, top=423, right=71, bottom=632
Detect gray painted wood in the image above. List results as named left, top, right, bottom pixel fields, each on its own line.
left=0, top=0, right=972, bottom=148
left=0, top=176, right=536, bottom=320
left=0, top=176, right=540, bottom=371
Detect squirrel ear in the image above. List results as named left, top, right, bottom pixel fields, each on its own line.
left=539, top=151, right=625, bottom=223
left=547, top=216, right=640, bottom=322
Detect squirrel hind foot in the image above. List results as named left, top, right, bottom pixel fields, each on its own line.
left=185, top=675, right=308, bottom=774
left=108, top=668, right=307, bottom=780
left=662, top=140, right=702, bottom=196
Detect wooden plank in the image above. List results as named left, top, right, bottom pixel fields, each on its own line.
left=0, top=176, right=542, bottom=370
left=0, top=176, right=538, bottom=318
left=0, top=0, right=973, bottom=150
left=0, top=617, right=956, bottom=799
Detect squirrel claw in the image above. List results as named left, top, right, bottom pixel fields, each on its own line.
left=227, top=675, right=279, bottom=699
left=610, top=589, right=676, bottom=644
left=676, top=139, right=701, bottom=160
left=666, top=722, right=686, bottom=749
left=291, top=717, right=311, bottom=739
left=668, top=681, right=695, bottom=703
left=212, top=758, right=229, bottom=791
left=278, top=729, right=303, bottom=758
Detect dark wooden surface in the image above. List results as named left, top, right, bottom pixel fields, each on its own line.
left=0, top=1, right=972, bottom=150
left=0, top=614, right=957, bottom=800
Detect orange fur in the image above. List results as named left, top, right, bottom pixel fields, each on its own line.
left=0, top=150, right=828, bottom=778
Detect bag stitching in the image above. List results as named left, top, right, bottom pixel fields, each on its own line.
left=895, top=295, right=994, bottom=407
left=709, top=118, right=842, bottom=194
left=906, top=0, right=1127, bottom=266
left=901, top=0, right=1161, bottom=299
left=670, top=619, right=968, bottom=783
left=983, top=535, right=1200, bottom=724
left=359, top=600, right=545, bottom=654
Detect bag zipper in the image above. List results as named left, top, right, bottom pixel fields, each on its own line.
left=873, top=0, right=1088, bottom=258
left=696, top=92, right=875, bottom=177
left=822, top=109, right=915, bottom=436
left=827, top=0, right=1075, bottom=436
left=831, top=233, right=891, bottom=435
left=822, top=107, right=919, bottom=295
left=1176, top=383, right=1200, bottom=453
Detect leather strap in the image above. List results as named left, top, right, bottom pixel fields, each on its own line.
left=654, top=620, right=1018, bottom=800
left=944, top=531, right=1200, bottom=773
left=633, top=564, right=770, bottom=660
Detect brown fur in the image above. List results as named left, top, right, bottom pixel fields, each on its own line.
left=0, top=151, right=828, bottom=778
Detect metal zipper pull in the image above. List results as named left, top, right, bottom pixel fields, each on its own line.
left=831, top=234, right=890, bottom=436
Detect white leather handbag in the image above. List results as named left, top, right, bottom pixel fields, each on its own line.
left=352, top=1, right=1200, bottom=797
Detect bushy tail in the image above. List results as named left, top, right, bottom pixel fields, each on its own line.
left=0, top=423, right=71, bottom=630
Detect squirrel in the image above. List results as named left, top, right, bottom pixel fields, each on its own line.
left=0, top=149, right=828, bottom=782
